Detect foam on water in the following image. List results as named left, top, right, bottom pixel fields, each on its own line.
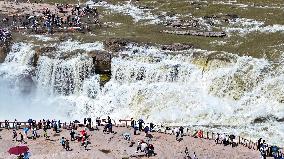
left=89, top=0, right=284, bottom=36
left=224, top=18, right=284, bottom=36
left=213, top=0, right=284, bottom=10
left=91, top=1, right=159, bottom=23
left=0, top=41, right=284, bottom=146
left=28, top=35, right=57, bottom=42
left=55, top=40, right=104, bottom=53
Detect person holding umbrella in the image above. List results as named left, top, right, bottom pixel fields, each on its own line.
left=8, top=145, right=29, bottom=158
left=23, top=151, right=31, bottom=159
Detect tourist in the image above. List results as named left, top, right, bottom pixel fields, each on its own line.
left=146, top=144, right=155, bottom=157
left=5, top=120, right=10, bottom=129
left=144, top=126, right=149, bottom=136
left=197, top=130, right=203, bottom=138
left=257, top=138, right=263, bottom=150
left=58, top=120, right=61, bottom=129
left=70, top=129, right=76, bottom=141
left=12, top=130, right=17, bottom=141
left=260, top=140, right=268, bottom=159
left=14, top=119, right=18, bottom=130
left=42, top=119, right=46, bottom=128
left=279, top=153, right=284, bottom=159
left=271, top=145, right=279, bottom=159
left=179, top=126, right=184, bottom=137
left=107, top=116, right=112, bottom=124
left=43, top=127, right=48, bottom=139
left=38, top=120, right=42, bottom=129
left=83, top=139, right=88, bottom=150
left=23, top=127, right=29, bottom=139
left=219, top=133, right=226, bottom=144
left=61, top=137, right=66, bottom=148
left=19, top=132, right=24, bottom=143
left=134, top=124, right=138, bottom=135
left=193, top=152, right=198, bottom=159
left=65, top=140, right=70, bottom=151
left=136, top=140, right=142, bottom=152
left=215, top=133, right=220, bottom=144
left=174, top=127, right=180, bottom=140
left=138, top=119, right=144, bottom=131
left=28, top=119, right=32, bottom=128
left=23, top=151, right=30, bottom=159
left=150, top=123, right=154, bottom=132
left=32, top=127, right=37, bottom=140
left=123, top=132, right=131, bottom=141
left=47, top=120, right=51, bottom=129
left=54, top=122, right=58, bottom=133
left=223, top=135, right=229, bottom=146
left=96, top=117, right=101, bottom=126
left=131, top=118, right=134, bottom=128
left=185, top=147, right=190, bottom=158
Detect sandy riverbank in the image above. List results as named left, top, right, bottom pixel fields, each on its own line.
left=0, top=126, right=260, bottom=159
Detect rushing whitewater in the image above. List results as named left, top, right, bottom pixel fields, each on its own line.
left=0, top=40, right=283, bottom=146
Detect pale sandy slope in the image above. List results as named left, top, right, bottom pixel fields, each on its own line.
left=0, top=126, right=260, bottom=159
left=0, top=1, right=69, bottom=16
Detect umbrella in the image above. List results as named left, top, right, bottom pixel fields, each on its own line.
left=8, top=146, right=29, bottom=155
left=80, top=130, right=86, bottom=136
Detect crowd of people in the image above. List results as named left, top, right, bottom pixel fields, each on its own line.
left=0, top=28, right=11, bottom=44
left=0, top=1, right=100, bottom=34
left=1, top=117, right=284, bottom=159
left=257, top=138, right=284, bottom=159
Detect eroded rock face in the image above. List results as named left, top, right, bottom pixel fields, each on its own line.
left=0, top=39, right=12, bottom=63
left=33, top=46, right=57, bottom=66
left=163, top=30, right=226, bottom=37
left=0, top=46, right=9, bottom=63
left=103, top=38, right=130, bottom=52
left=252, top=116, right=278, bottom=124
left=0, top=28, right=12, bottom=62
left=161, top=43, right=194, bottom=51
left=88, top=50, right=111, bottom=74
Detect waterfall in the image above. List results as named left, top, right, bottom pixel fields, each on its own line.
left=0, top=41, right=283, bottom=146
left=36, top=55, right=93, bottom=95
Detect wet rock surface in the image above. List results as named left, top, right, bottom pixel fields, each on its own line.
left=103, top=38, right=130, bottom=52
left=163, top=30, right=226, bottom=37
left=0, top=45, right=9, bottom=63
left=33, top=46, right=57, bottom=66
left=161, top=43, right=194, bottom=51
left=88, top=50, right=112, bottom=74
left=0, top=41, right=12, bottom=63
left=252, top=116, right=278, bottom=123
